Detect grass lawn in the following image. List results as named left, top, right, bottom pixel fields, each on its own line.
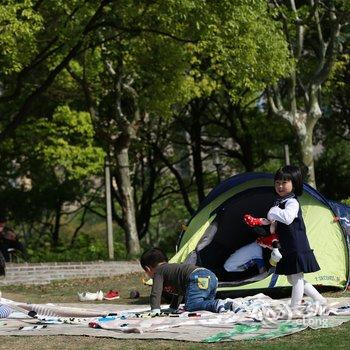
left=1, top=272, right=349, bottom=350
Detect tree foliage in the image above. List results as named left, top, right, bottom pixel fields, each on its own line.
left=0, top=0, right=348, bottom=260
left=0, top=0, right=42, bottom=75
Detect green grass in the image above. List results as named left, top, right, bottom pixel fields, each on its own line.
left=1, top=272, right=151, bottom=304
left=1, top=273, right=350, bottom=350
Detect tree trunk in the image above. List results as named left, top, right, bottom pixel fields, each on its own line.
left=115, top=145, right=140, bottom=257
left=52, top=200, right=62, bottom=247
left=136, top=151, right=157, bottom=240
left=190, top=101, right=205, bottom=203
left=268, top=1, right=342, bottom=189
left=292, top=91, right=321, bottom=188
left=297, top=125, right=317, bottom=188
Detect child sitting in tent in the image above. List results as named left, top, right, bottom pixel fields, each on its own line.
left=223, top=214, right=282, bottom=275
left=244, top=214, right=282, bottom=266
left=223, top=241, right=266, bottom=274
left=140, top=247, right=234, bottom=313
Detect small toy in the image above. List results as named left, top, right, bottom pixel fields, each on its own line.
left=129, top=290, right=140, bottom=299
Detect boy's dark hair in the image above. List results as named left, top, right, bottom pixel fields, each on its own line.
left=140, top=247, right=168, bottom=269
left=274, top=165, right=303, bottom=196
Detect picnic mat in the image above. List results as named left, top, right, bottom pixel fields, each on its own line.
left=0, top=293, right=350, bottom=342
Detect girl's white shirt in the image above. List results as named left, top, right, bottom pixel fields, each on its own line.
left=267, top=197, right=299, bottom=225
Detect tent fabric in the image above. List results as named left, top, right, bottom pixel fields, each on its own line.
left=328, top=200, right=350, bottom=290
left=170, top=172, right=350, bottom=293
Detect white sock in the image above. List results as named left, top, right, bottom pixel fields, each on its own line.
left=288, top=273, right=304, bottom=308
left=304, top=282, right=326, bottom=304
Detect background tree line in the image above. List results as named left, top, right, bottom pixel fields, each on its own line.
left=0, top=0, right=349, bottom=260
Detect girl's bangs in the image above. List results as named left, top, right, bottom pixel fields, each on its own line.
left=274, top=170, right=292, bottom=182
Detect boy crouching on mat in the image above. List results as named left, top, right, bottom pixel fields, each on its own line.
left=140, top=247, right=232, bottom=314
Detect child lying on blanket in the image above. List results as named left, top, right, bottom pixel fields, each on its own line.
left=140, top=247, right=233, bottom=314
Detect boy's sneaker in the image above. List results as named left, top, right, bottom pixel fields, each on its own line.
left=104, top=290, right=120, bottom=300
left=217, top=299, right=234, bottom=313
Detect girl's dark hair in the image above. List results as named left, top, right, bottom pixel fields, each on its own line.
left=140, top=247, right=168, bottom=269
left=274, top=165, right=303, bottom=196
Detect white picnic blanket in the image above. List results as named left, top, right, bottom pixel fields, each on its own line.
left=0, top=294, right=349, bottom=342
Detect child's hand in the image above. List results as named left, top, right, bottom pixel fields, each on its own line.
left=260, top=218, right=271, bottom=225
left=270, top=221, right=277, bottom=234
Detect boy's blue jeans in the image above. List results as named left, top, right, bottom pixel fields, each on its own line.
left=184, top=268, right=219, bottom=313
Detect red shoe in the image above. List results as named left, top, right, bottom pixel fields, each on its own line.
left=244, top=214, right=264, bottom=227
left=256, top=233, right=279, bottom=249
left=104, top=290, right=120, bottom=300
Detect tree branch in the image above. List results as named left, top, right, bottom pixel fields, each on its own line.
left=152, top=144, right=195, bottom=215
left=310, top=3, right=341, bottom=86
left=89, top=21, right=198, bottom=43
left=0, top=0, right=112, bottom=143
left=0, top=37, right=62, bottom=103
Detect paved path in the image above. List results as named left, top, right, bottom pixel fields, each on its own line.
left=0, top=261, right=143, bottom=286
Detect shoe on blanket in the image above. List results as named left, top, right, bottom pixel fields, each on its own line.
left=217, top=299, right=236, bottom=313
left=104, top=290, right=120, bottom=300
left=78, top=290, right=103, bottom=301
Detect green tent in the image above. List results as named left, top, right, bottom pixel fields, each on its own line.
left=170, top=173, right=350, bottom=294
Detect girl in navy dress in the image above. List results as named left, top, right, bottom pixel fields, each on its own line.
left=267, top=165, right=327, bottom=308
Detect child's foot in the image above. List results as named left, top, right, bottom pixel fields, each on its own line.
left=304, top=299, right=328, bottom=316
left=316, top=297, right=328, bottom=306
left=217, top=299, right=235, bottom=313
left=217, top=299, right=245, bottom=313
left=306, top=297, right=328, bottom=306
left=290, top=307, right=305, bottom=319
left=217, top=299, right=229, bottom=313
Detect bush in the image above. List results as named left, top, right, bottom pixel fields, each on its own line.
left=26, top=232, right=128, bottom=262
